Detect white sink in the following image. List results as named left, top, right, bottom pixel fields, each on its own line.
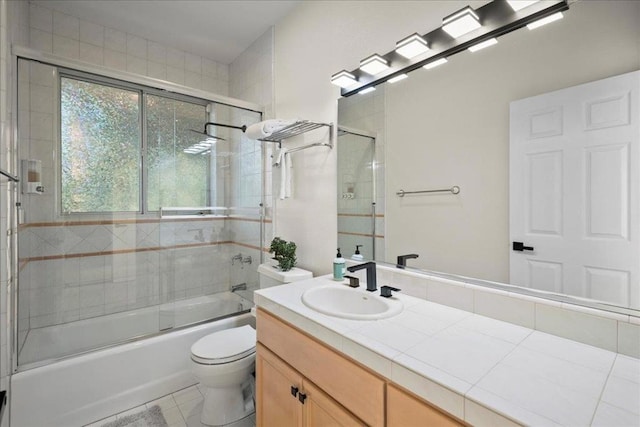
left=301, top=285, right=403, bottom=320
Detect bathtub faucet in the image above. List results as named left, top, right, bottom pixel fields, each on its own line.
left=232, top=283, right=247, bottom=292
left=231, top=253, right=243, bottom=265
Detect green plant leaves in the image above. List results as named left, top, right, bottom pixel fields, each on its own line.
left=269, top=237, right=297, bottom=272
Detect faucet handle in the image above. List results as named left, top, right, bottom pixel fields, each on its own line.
left=380, top=286, right=401, bottom=298
left=343, top=275, right=360, bottom=288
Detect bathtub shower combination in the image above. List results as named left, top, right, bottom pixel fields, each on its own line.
left=11, top=57, right=267, bottom=426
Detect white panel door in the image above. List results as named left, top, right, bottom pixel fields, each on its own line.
left=510, top=70, right=640, bottom=308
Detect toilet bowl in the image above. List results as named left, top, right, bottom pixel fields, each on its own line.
left=190, top=325, right=257, bottom=426
left=191, top=264, right=312, bottom=425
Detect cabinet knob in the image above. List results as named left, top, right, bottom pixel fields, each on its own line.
left=290, top=386, right=298, bottom=398
left=298, top=392, right=307, bottom=404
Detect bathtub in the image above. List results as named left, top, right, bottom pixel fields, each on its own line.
left=11, top=293, right=254, bottom=427
left=19, top=292, right=252, bottom=366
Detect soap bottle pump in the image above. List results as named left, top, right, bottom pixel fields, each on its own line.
left=333, top=248, right=346, bottom=281
left=352, top=245, right=364, bottom=261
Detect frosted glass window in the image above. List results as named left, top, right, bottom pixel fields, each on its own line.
left=61, top=77, right=141, bottom=213
left=60, top=74, right=213, bottom=214
left=146, top=95, right=209, bottom=210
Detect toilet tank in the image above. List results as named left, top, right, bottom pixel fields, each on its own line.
left=257, top=263, right=313, bottom=288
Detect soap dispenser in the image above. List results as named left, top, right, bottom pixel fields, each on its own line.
left=351, top=245, right=364, bottom=261
left=333, top=248, right=346, bottom=281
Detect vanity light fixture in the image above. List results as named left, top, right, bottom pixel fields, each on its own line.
left=423, top=58, right=448, bottom=70
left=468, top=38, right=498, bottom=52
left=442, top=6, right=481, bottom=39
left=331, top=70, right=358, bottom=88
left=360, top=54, right=390, bottom=75
left=507, top=0, right=540, bottom=12
left=358, top=87, right=376, bottom=95
left=527, top=12, right=563, bottom=30
left=395, top=33, right=430, bottom=59
left=388, top=74, right=408, bottom=84
left=332, top=0, right=569, bottom=97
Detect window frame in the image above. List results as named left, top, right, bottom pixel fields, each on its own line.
left=58, top=67, right=211, bottom=216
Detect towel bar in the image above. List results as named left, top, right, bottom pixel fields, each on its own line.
left=396, top=186, right=460, bottom=197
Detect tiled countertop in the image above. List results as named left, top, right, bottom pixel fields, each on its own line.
left=254, top=276, right=640, bottom=427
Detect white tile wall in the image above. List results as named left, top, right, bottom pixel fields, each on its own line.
left=19, top=220, right=243, bottom=328
left=28, top=3, right=229, bottom=95
left=618, top=322, right=640, bottom=358
left=369, top=263, right=640, bottom=357
left=474, top=289, right=535, bottom=329
left=79, top=20, right=104, bottom=47
left=229, top=27, right=272, bottom=241
left=535, top=303, right=618, bottom=352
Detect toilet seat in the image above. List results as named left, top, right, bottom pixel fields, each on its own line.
left=191, top=325, right=256, bottom=365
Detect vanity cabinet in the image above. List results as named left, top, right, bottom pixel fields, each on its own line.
left=257, top=343, right=364, bottom=426
left=387, top=384, right=464, bottom=427
left=256, top=309, right=384, bottom=426
left=256, top=308, right=462, bottom=427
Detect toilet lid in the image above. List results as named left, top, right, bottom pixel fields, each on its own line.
left=191, top=325, right=256, bottom=365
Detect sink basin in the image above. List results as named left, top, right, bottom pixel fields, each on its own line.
left=301, top=285, right=403, bottom=320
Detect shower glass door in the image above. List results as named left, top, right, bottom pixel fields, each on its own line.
left=337, top=128, right=378, bottom=260
left=15, top=58, right=263, bottom=369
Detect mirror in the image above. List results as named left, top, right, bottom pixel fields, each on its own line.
left=337, top=0, right=640, bottom=314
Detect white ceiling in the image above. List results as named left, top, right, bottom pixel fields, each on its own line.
left=32, top=0, right=300, bottom=64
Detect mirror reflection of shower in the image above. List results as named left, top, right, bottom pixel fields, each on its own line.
left=337, top=126, right=381, bottom=261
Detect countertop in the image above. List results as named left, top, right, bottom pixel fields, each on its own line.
left=254, top=275, right=640, bottom=427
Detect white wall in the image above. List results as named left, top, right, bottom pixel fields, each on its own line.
left=229, top=27, right=275, bottom=255
left=273, top=1, right=484, bottom=274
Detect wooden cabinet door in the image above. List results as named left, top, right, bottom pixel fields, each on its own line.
left=258, top=309, right=385, bottom=427
left=256, top=343, right=303, bottom=427
left=387, top=384, right=463, bottom=427
left=303, top=380, right=365, bottom=427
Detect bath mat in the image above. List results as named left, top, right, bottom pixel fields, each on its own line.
left=101, top=405, right=168, bottom=427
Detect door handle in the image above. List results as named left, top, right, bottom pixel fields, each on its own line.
left=298, top=392, right=307, bottom=404
left=512, top=241, right=534, bottom=252
left=290, top=386, right=298, bottom=398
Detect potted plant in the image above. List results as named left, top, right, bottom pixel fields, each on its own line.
left=269, top=237, right=297, bottom=272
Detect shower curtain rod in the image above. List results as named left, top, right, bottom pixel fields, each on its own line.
left=189, top=121, right=247, bottom=140
left=0, top=168, right=19, bottom=182
left=204, top=122, right=247, bottom=133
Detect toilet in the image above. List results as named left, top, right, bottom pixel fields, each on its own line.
left=190, top=263, right=312, bottom=426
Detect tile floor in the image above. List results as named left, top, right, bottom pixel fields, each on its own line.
left=84, top=384, right=256, bottom=427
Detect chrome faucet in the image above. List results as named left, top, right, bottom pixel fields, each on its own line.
left=231, top=253, right=243, bottom=265
left=397, top=253, right=419, bottom=269
left=346, top=262, right=377, bottom=292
